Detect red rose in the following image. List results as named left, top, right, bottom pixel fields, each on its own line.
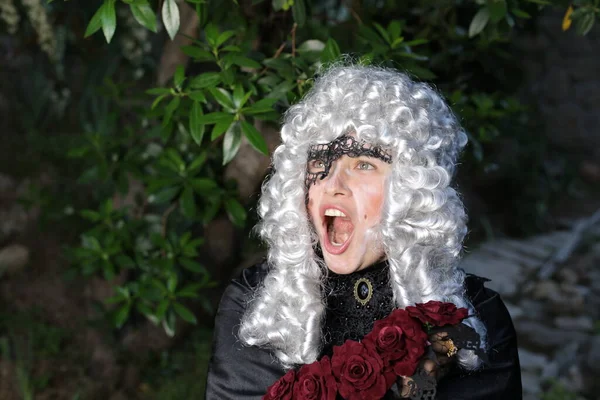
left=292, top=356, right=337, bottom=400
left=363, top=309, right=428, bottom=377
left=406, top=300, right=468, bottom=327
left=331, top=340, right=390, bottom=400
left=263, top=369, right=295, bottom=400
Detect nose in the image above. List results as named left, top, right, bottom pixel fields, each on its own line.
left=323, top=164, right=350, bottom=196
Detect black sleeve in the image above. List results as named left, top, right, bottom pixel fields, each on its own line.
left=205, top=265, right=287, bottom=400
left=436, top=277, right=522, bottom=400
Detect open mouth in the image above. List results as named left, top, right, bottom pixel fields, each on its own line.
left=323, top=208, right=354, bottom=253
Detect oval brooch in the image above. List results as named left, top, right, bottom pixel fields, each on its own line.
left=353, top=277, right=373, bottom=306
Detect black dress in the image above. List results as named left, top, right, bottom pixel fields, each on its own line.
left=205, top=261, right=522, bottom=399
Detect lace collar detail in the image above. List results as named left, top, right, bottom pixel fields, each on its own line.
left=321, top=260, right=395, bottom=356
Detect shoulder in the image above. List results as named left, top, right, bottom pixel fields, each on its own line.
left=463, top=273, right=518, bottom=351
left=218, top=259, right=270, bottom=311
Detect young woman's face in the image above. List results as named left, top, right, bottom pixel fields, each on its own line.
left=307, top=153, right=392, bottom=274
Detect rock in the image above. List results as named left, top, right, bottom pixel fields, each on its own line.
left=459, top=254, right=522, bottom=298
left=0, top=173, right=15, bottom=198
left=541, top=360, right=559, bottom=381
left=0, top=244, right=29, bottom=277
left=518, top=348, right=548, bottom=371
left=556, top=268, right=579, bottom=285
left=547, top=285, right=585, bottom=315
left=532, top=280, right=559, bottom=300
left=518, top=299, right=547, bottom=321
left=586, top=335, right=600, bottom=375
left=0, top=204, right=28, bottom=243
left=515, top=320, right=589, bottom=352
left=90, top=343, right=121, bottom=390
left=108, top=391, right=128, bottom=400
left=580, top=161, right=600, bottom=183
left=122, top=364, right=141, bottom=392
left=521, top=370, right=542, bottom=395
left=504, top=302, right=524, bottom=320
left=554, top=316, right=594, bottom=332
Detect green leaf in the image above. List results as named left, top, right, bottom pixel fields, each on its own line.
left=196, top=112, right=232, bottom=125
left=173, top=302, right=197, bottom=324
left=469, top=8, right=490, bottom=38
left=292, top=0, right=306, bottom=27
left=84, top=5, right=104, bottom=38
left=226, top=53, right=262, bottom=69
left=240, top=120, right=268, bottom=155
left=222, top=122, right=242, bottom=165
left=189, top=101, right=205, bottom=145
left=575, top=12, right=595, bottom=35
left=152, top=94, right=168, bottom=110
left=272, top=0, right=285, bottom=11
left=151, top=187, right=180, bottom=204
left=176, top=282, right=204, bottom=297
left=224, top=197, right=246, bottom=227
left=387, top=20, right=402, bottom=40
left=189, top=72, right=221, bottom=89
left=162, top=311, right=176, bottom=337
left=243, top=97, right=277, bottom=115
left=180, top=186, right=196, bottom=218
left=511, top=8, right=530, bottom=19
left=181, top=45, right=214, bottom=61
left=130, top=2, right=157, bottom=32
left=188, top=154, right=208, bottom=172
left=209, top=88, right=235, bottom=110
left=162, top=0, right=180, bottom=40
left=114, top=303, right=131, bottom=328
left=156, top=298, right=170, bottom=320
left=265, top=80, right=295, bottom=100
left=216, top=30, right=236, bottom=47
left=146, top=87, right=171, bottom=95
left=402, top=38, right=428, bottom=46
left=163, top=96, right=181, bottom=126
left=80, top=209, right=101, bottom=222
left=232, top=84, right=244, bottom=108
left=188, top=91, right=206, bottom=102
left=167, top=274, right=178, bottom=292
left=101, top=0, right=117, bottom=43
left=204, top=23, right=219, bottom=47
left=174, top=65, right=185, bottom=90
left=321, top=37, right=341, bottom=63
left=373, top=22, right=391, bottom=44
left=211, top=115, right=235, bottom=140
left=191, top=178, right=218, bottom=193
left=487, top=0, right=507, bottom=23
left=222, top=45, right=241, bottom=52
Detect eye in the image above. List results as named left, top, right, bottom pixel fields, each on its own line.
left=357, top=161, right=375, bottom=171
left=307, top=159, right=326, bottom=173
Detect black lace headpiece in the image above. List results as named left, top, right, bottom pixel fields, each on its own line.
left=305, top=134, right=393, bottom=187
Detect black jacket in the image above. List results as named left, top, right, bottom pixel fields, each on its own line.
left=205, top=262, right=522, bottom=399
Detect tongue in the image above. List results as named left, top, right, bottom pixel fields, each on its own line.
left=330, top=217, right=354, bottom=245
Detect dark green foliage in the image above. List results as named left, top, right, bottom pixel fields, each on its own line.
left=2, top=0, right=593, bottom=335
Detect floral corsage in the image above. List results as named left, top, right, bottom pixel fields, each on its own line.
left=263, top=301, right=469, bottom=400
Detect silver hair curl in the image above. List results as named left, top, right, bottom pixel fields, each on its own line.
left=238, top=64, right=487, bottom=370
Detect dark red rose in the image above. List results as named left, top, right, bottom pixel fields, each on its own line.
left=263, top=369, right=295, bottom=400
left=363, top=309, right=428, bottom=377
left=406, top=301, right=469, bottom=327
left=292, top=356, right=337, bottom=400
left=331, top=340, right=390, bottom=400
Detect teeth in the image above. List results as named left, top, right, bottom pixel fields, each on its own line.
left=324, top=208, right=347, bottom=217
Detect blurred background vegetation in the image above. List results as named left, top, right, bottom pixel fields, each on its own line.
left=0, top=0, right=598, bottom=398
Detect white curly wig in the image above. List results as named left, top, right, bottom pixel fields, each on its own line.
left=238, top=64, right=487, bottom=370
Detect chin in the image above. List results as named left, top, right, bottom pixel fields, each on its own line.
left=322, top=254, right=360, bottom=275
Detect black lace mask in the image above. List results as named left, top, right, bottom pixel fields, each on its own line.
left=305, top=134, right=393, bottom=187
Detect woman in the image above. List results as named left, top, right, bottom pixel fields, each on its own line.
left=205, top=65, right=521, bottom=399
